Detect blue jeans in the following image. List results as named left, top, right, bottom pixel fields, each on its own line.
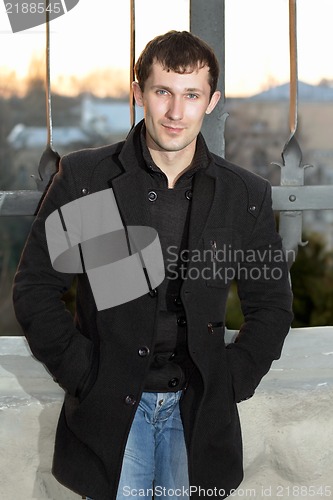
left=86, top=391, right=189, bottom=499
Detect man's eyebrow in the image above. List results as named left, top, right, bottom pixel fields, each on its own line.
left=151, top=85, right=203, bottom=93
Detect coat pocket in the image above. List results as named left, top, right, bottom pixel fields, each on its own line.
left=76, top=343, right=100, bottom=404
left=207, top=321, right=224, bottom=335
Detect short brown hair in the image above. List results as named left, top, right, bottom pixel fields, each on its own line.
left=134, top=30, right=219, bottom=97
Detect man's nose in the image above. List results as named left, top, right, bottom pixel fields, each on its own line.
left=166, top=96, right=183, bottom=120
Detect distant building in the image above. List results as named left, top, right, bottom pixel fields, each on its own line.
left=6, top=96, right=144, bottom=189
left=80, top=94, right=144, bottom=138
left=225, top=80, right=333, bottom=179
left=224, top=80, right=333, bottom=247
left=7, top=124, right=91, bottom=150
left=249, top=81, right=333, bottom=102
left=7, top=95, right=145, bottom=150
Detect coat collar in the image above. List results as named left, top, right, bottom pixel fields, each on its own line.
left=118, top=121, right=145, bottom=173
left=107, top=122, right=152, bottom=229
left=108, top=120, right=218, bottom=249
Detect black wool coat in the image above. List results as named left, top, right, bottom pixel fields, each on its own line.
left=13, top=122, right=293, bottom=499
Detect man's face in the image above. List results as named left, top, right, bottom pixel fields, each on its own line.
left=132, top=61, right=220, bottom=155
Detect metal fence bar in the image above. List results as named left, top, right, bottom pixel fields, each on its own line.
left=129, top=0, right=136, bottom=130
left=0, top=191, right=41, bottom=216
left=190, top=0, right=227, bottom=158
left=274, top=0, right=307, bottom=260
left=272, top=185, right=333, bottom=211
left=35, top=0, right=60, bottom=192
left=3, top=183, right=333, bottom=218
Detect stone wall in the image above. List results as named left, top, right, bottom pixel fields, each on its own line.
left=0, top=329, right=332, bottom=499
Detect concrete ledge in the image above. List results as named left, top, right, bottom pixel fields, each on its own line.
left=0, top=329, right=332, bottom=499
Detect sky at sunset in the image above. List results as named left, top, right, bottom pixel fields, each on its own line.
left=0, top=0, right=333, bottom=97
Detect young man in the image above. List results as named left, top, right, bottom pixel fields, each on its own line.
left=13, top=31, right=293, bottom=499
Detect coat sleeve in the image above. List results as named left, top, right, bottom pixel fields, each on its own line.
left=12, top=157, right=94, bottom=397
left=226, top=181, right=294, bottom=403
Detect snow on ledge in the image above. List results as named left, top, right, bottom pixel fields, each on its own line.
left=0, top=328, right=332, bottom=499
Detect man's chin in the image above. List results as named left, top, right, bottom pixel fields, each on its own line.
left=159, top=142, right=188, bottom=153
left=156, top=134, right=192, bottom=153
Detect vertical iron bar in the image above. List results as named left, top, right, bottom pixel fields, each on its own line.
left=35, top=0, right=60, bottom=191
left=288, top=0, right=298, bottom=136
left=45, top=0, right=53, bottom=147
left=276, top=0, right=308, bottom=266
left=129, top=0, right=136, bottom=130
left=190, top=0, right=227, bottom=157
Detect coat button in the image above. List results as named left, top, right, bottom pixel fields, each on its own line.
left=177, top=316, right=187, bottom=327
left=173, top=296, right=182, bottom=307
left=81, top=188, right=89, bottom=196
left=124, top=395, right=136, bottom=406
left=168, top=378, right=179, bottom=388
left=149, top=288, right=158, bottom=297
left=249, top=205, right=256, bottom=212
left=148, top=190, right=158, bottom=202
left=138, top=346, right=150, bottom=357
left=185, top=189, right=192, bottom=200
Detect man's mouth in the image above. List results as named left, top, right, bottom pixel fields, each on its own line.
left=162, top=124, right=185, bottom=133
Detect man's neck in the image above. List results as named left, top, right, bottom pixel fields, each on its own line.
left=148, top=145, right=196, bottom=189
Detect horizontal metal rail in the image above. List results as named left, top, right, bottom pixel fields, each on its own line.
left=0, top=191, right=42, bottom=216
left=2, top=184, right=333, bottom=217
left=272, top=185, right=333, bottom=211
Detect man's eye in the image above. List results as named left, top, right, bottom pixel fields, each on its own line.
left=156, top=90, right=168, bottom=95
left=187, top=94, right=199, bottom=99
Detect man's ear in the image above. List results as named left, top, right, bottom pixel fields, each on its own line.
left=132, top=81, right=144, bottom=107
left=205, top=91, right=221, bottom=115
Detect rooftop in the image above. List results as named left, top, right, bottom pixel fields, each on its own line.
left=249, top=81, right=333, bottom=102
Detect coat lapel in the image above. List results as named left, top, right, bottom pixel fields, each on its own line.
left=109, top=169, right=152, bottom=230
left=106, top=122, right=152, bottom=230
